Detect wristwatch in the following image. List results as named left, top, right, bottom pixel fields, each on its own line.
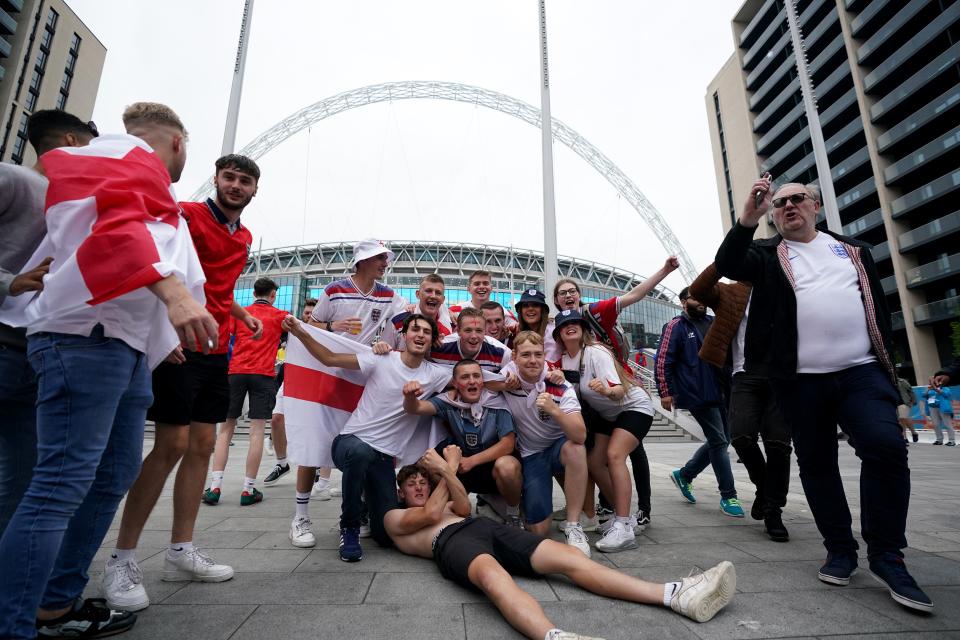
left=326, top=321, right=333, bottom=332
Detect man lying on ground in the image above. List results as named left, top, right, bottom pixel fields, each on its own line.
left=384, top=449, right=737, bottom=640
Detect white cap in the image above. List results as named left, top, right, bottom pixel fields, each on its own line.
left=350, top=238, right=395, bottom=272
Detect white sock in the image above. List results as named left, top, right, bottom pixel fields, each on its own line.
left=565, top=521, right=580, bottom=531
left=243, top=477, right=256, bottom=493
left=663, top=581, right=682, bottom=606
left=545, top=629, right=565, bottom=640
left=211, top=470, right=224, bottom=491
left=170, top=541, right=194, bottom=555
left=276, top=457, right=287, bottom=466
left=112, top=548, right=137, bottom=563
left=506, top=504, right=520, bottom=516
left=615, top=515, right=631, bottom=525
left=296, top=491, right=311, bottom=518
left=313, top=476, right=329, bottom=490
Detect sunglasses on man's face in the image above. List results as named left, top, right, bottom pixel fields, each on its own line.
left=772, top=193, right=812, bottom=209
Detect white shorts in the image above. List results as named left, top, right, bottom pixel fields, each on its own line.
left=273, top=383, right=284, bottom=416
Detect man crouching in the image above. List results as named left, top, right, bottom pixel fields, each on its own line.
left=384, top=449, right=737, bottom=640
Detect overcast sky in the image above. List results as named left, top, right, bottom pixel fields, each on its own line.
left=69, top=0, right=745, bottom=292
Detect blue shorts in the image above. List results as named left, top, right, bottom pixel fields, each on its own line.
left=521, top=437, right=567, bottom=523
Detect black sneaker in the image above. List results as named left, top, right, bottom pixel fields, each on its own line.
left=635, top=510, right=651, bottom=528
left=263, top=463, right=290, bottom=486
left=818, top=552, right=858, bottom=585
left=596, top=505, right=614, bottom=525
left=869, top=553, right=933, bottom=612
left=37, top=598, right=136, bottom=638
left=764, top=512, right=789, bottom=542
left=750, top=498, right=765, bottom=521
left=911, top=433, right=919, bottom=443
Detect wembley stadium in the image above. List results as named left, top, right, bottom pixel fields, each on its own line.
left=234, top=240, right=682, bottom=350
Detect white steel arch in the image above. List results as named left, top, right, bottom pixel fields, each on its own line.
left=191, top=80, right=698, bottom=283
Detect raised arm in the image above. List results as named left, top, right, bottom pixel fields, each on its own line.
left=688, top=263, right=723, bottom=310
left=282, top=316, right=360, bottom=370
left=433, top=447, right=472, bottom=517
left=715, top=178, right=771, bottom=282
left=384, top=476, right=453, bottom=537
left=402, top=381, right=440, bottom=416
left=618, top=255, right=680, bottom=308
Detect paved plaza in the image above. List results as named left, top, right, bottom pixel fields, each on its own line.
left=88, top=434, right=960, bottom=640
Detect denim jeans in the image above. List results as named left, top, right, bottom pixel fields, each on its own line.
left=771, top=362, right=909, bottom=559
left=0, top=329, right=151, bottom=639
left=0, top=345, right=37, bottom=536
left=728, top=373, right=792, bottom=515
left=679, top=405, right=737, bottom=500
left=332, top=434, right=398, bottom=548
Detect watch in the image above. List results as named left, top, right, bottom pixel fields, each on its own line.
left=326, top=321, right=333, bottom=332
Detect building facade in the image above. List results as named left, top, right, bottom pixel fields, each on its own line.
left=234, top=240, right=682, bottom=350
left=0, top=0, right=105, bottom=165
left=706, top=0, right=960, bottom=381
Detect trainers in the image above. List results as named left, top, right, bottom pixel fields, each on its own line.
left=240, top=487, right=263, bottom=506
left=201, top=487, right=220, bottom=505
left=312, top=483, right=331, bottom=500
left=670, top=470, right=696, bottom=504
left=289, top=515, right=316, bottom=548
left=911, top=432, right=919, bottom=443
left=330, top=487, right=342, bottom=497
left=359, top=513, right=371, bottom=538
left=764, top=512, right=789, bottom=542
left=869, top=553, right=933, bottom=612
left=558, top=513, right=599, bottom=533
left=162, top=547, right=233, bottom=582
left=595, top=521, right=638, bottom=553
left=595, top=505, right=614, bottom=524
left=564, top=522, right=591, bottom=558
left=36, top=598, right=136, bottom=638
left=947, top=442, right=957, bottom=447
left=720, top=498, right=745, bottom=518
left=263, top=463, right=289, bottom=486
left=818, top=552, right=858, bottom=586
left=669, top=561, right=737, bottom=622
left=339, top=527, right=363, bottom=562
left=635, top=511, right=651, bottom=531
left=546, top=632, right=607, bottom=640
left=102, top=556, right=149, bottom=612
left=933, top=441, right=943, bottom=445
left=750, top=497, right=765, bottom=520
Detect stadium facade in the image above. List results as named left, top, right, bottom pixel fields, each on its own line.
left=234, top=240, right=682, bottom=350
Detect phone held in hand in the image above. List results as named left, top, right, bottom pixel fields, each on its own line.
left=755, top=172, right=772, bottom=208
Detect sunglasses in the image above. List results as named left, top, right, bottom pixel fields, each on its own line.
left=772, top=193, right=812, bottom=209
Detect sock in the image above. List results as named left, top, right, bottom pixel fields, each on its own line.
left=565, top=521, right=580, bottom=530
left=243, top=477, right=256, bottom=493
left=276, top=456, right=287, bottom=467
left=663, top=581, right=682, bottom=606
left=211, top=470, right=224, bottom=491
left=506, top=504, right=520, bottom=516
left=296, top=491, right=311, bottom=517
left=545, top=629, right=564, bottom=640
left=112, top=548, right=137, bottom=562
left=170, top=541, right=194, bottom=556
left=615, top=515, right=631, bottom=525
left=313, top=476, right=329, bottom=490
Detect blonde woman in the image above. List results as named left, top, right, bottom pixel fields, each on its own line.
left=554, top=309, right=655, bottom=553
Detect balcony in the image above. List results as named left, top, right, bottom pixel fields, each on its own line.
left=904, top=253, right=960, bottom=288
left=740, top=0, right=778, bottom=50
left=742, top=8, right=787, bottom=71
left=881, top=275, right=898, bottom=295
left=870, top=40, right=960, bottom=123
left=857, top=0, right=936, bottom=66
left=884, top=126, right=960, bottom=186
left=0, top=0, right=23, bottom=13
left=876, top=86, right=960, bottom=153
left=0, top=7, right=16, bottom=35
left=891, top=168, right=960, bottom=218
left=746, top=32, right=790, bottom=90
left=851, top=0, right=894, bottom=37
left=843, top=209, right=884, bottom=237
left=891, top=310, right=905, bottom=330
left=912, top=295, right=960, bottom=325
left=836, top=176, right=878, bottom=213
left=872, top=241, right=891, bottom=262
left=898, top=212, right=960, bottom=252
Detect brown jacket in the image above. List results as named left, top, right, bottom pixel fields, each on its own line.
left=689, top=263, right=752, bottom=369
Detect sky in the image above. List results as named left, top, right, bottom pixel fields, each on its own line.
left=69, top=0, right=745, bottom=293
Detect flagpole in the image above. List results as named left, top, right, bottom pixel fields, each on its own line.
left=538, top=0, right=559, bottom=299
left=221, top=0, right=255, bottom=156
left=784, top=0, right=841, bottom=232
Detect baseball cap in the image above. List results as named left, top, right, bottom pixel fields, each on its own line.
left=350, top=238, right=395, bottom=272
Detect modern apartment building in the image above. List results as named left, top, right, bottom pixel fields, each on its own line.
left=0, top=0, right=104, bottom=165
left=706, top=0, right=960, bottom=381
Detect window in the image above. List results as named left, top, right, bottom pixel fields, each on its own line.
left=11, top=112, right=30, bottom=165
left=713, top=92, right=737, bottom=226
left=13, top=3, right=44, bottom=102
left=45, top=8, right=58, bottom=30
left=56, top=33, right=81, bottom=112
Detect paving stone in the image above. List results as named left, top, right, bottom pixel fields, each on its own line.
left=295, top=548, right=439, bottom=573
left=162, top=571, right=373, bottom=604
left=605, top=541, right=761, bottom=569
left=365, top=572, right=555, bottom=603
left=838, top=586, right=960, bottom=634
left=138, top=548, right=309, bottom=573
left=99, top=529, right=263, bottom=550
left=230, top=604, right=465, bottom=640
left=118, top=604, right=256, bottom=640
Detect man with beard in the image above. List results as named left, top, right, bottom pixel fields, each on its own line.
left=380, top=273, right=452, bottom=349
left=657, top=288, right=743, bottom=519
left=282, top=314, right=452, bottom=562
left=106, top=153, right=264, bottom=611
left=430, top=307, right=511, bottom=373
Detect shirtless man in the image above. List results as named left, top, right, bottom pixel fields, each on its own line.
left=385, top=450, right=736, bottom=640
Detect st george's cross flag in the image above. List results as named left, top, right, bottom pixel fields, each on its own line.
left=0, top=133, right=206, bottom=369
left=283, top=323, right=454, bottom=468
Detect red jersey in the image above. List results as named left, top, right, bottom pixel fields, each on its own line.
left=179, top=199, right=252, bottom=354
left=585, top=296, right=628, bottom=368
left=228, top=300, right=287, bottom=376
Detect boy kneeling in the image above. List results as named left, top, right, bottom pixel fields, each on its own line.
left=384, top=449, right=737, bottom=640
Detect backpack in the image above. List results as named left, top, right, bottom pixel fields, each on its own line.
left=580, top=303, right=631, bottom=365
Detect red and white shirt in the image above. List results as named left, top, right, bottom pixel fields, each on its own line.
left=310, top=277, right=406, bottom=345
left=228, top=299, right=287, bottom=376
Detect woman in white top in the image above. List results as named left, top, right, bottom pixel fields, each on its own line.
left=554, top=309, right=655, bottom=553
left=512, top=289, right=560, bottom=362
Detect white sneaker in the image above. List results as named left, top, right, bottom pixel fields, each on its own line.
left=265, top=437, right=275, bottom=456
left=359, top=523, right=371, bottom=538
left=564, top=523, right=591, bottom=558
left=102, top=556, right=149, bottom=611
left=290, top=515, right=316, bottom=548
left=162, top=547, right=234, bottom=582
left=669, top=561, right=737, bottom=622
left=312, top=483, right=331, bottom=500
left=557, top=513, right=599, bottom=533
left=547, top=632, right=607, bottom=640
left=595, top=521, right=638, bottom=553
left=330, top=487, right=342, bottom=497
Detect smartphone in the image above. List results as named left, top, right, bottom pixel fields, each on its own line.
left=755, top=172, right=772, bottom=208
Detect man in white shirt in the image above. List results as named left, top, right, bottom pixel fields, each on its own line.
left=715, top=180, right=931, bottom=613
left=282, top=313, right=451, bottom=563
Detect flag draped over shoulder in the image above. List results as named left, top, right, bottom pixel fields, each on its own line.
left=0, top=134, right=205, bottom=369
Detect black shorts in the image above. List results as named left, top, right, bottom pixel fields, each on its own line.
left=147, top=351, right=229, bottom=425
left=591, top=410, right=653, bottom=442
left=432, top=517, right=544, bottom=589
left=227, top=373, right=278, bottom=420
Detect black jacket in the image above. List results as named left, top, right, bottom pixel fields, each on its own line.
left=714, top=221, right=895, bottom=381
